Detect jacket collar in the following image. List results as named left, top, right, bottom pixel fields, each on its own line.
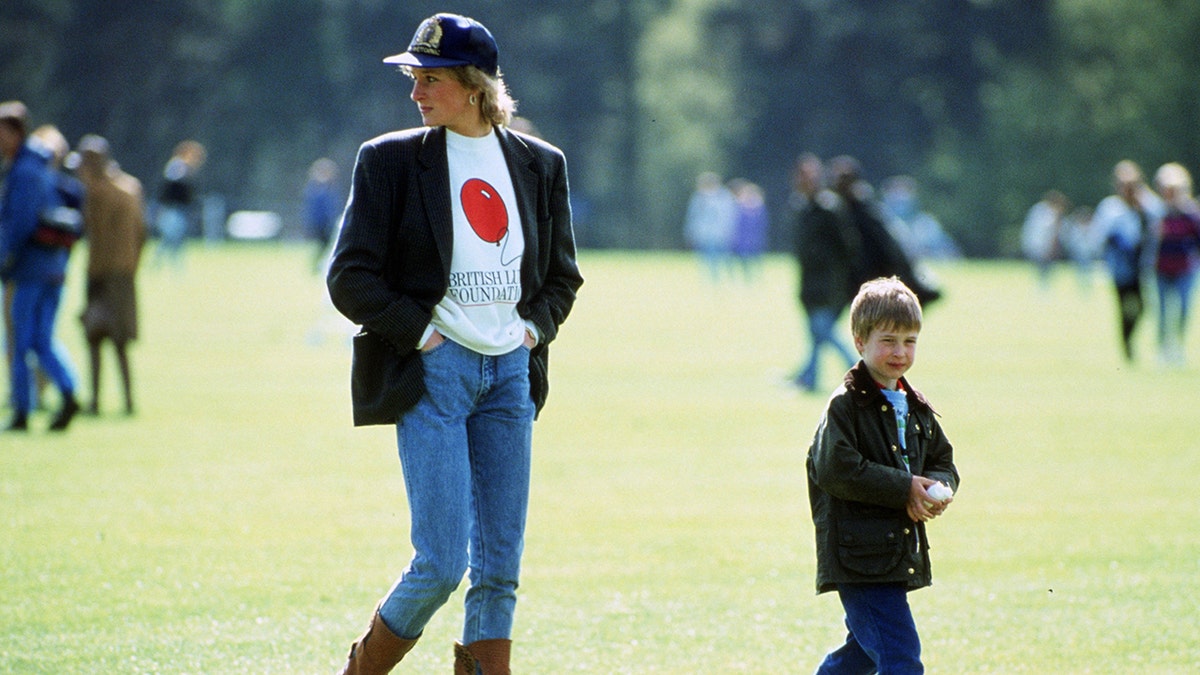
left=494, top=127, right=539, bottom=278
left=843, top=361, right=934, bottom=413
left=415, top=127, right=453, bottom=273
left=414, top=124, right=535, bottom=167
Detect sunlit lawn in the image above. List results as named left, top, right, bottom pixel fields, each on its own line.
left=2, top=244, right=1198, bottom=673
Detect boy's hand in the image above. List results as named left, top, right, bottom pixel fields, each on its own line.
left=907, top=476, right=952, bottom=522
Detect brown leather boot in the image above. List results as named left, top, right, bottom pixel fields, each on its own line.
left=338, top=608, right=417, bottom=675
left=454, top=639, right=511, bottom=675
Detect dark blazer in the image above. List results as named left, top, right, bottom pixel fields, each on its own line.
left=795, top=189, right=860, bottom=312
left=327, top=125, right=582, bottom=426
left=806, top=362, right=959, bottom=593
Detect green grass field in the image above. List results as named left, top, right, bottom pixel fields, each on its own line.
left=3, top=245, right=1198, bottom=673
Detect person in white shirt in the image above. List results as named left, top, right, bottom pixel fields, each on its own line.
left=1021, top=190, right=1069, bottom=288
left=327, top=13, right=582, bottom=675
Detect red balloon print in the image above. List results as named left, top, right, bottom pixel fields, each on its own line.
left=461, top=178, right=508, bottom=245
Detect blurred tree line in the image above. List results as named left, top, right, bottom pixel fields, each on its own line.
left=2, top=0, right=1198, bottom=256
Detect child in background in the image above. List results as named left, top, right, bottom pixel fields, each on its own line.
left=806, top=276, right=959, bottom=674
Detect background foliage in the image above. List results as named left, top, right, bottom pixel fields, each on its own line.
left=2, top=0, right=1199, bottom=254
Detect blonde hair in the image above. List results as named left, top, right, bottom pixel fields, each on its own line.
left=850, top=277, right=923, bottom=341
left=30, top=124, right=69, bottom=164
left=1154, top=162, right=1193, bottom=197
left=1113, top=159, right=1143, bottom=187
left=402, top=64, right=517, bottom=127
left=457, top=65, right=515, bottom=127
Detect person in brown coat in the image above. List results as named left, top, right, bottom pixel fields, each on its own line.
left=76, top=135, right=146, bottom=415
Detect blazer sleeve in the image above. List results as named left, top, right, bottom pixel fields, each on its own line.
left=326, top=139, right=432, bottom=353
left=523, top=145, right=582, bottom=345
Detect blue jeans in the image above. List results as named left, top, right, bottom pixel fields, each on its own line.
left=1157, top=269, right=1197, bottom=347
left=379, top=339, right=535, bottom=644
left=154, top=206, right=188, bottom=267
left=9, top=280, right=77, bottom=413
left=815, top=584, right=923, bottom=675
left=797, top=307, right=857, bottom=390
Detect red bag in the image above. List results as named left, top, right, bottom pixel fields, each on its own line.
left=32, top=206, right=83, bottom=249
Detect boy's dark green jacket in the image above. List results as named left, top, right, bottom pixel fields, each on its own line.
left=806, top=361, right=960, bottom=594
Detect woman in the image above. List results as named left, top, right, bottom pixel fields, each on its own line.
left=77, top=135, right=146, bottom=416
left=326, top=13, right=582, bottom=674
left=1152, top=162, right=1200, bottom=366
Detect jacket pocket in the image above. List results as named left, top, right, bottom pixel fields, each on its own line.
left=836, top=515, right=905, bottom=576
left=351, top=330, right=419, bottom=426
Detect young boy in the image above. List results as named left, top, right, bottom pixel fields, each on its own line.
left=806, top=276, right=959, bottom=674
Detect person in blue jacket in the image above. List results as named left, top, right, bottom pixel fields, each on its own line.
left=302, top=157, right=341, bottom=274
left=0, top=101, right=80, bottom=431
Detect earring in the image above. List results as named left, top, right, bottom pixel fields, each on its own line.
left=469, top=94, right=477, bottom=105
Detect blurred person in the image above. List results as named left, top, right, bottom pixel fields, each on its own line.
left=153, top=139, right=205, bottom=269
left=30, top=124, right=86, bottom=245
left=806, top=276, right=959, bottom=675
left=728, top=178, right=769, bottom=281
left=20, top=124, right=85, bottom=408
left=302, top=157, right=341, bottom=274
left=830, top=156, right=941, bottom=305
left=326, top=13, right=582, bottom=674
left=1092, top=160, right=1165, bottom=362
left=1150, top=162, right=1200, bottom=366
left=683, top=170, right=737, bottom=281
left=1059, top=205, right=1098, bottom=290
left=0, top=102, right=80, bottom=431
left=1021, top=189, right=1070, bottom=288
left=880, top=175, right=960, bottom=261
left=791, top=153, right=858, bottom=392
left=76, top=135, right=146, bottom=415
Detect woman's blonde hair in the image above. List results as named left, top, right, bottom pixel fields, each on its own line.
left=455, top=65, right=516, bottom=127
left=850, top=277, right=923, bottom=341
left=402, top=64, right=517, bottom=128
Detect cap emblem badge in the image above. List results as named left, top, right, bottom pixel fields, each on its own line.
left=409, top=17, right=444, bottom=56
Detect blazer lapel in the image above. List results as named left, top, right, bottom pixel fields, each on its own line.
left=417, top=127, right=453, bottom=275
left=497, top=128, right=539, bottom=281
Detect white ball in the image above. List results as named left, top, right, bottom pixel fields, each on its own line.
left=927, top=482, right=953, bottom=501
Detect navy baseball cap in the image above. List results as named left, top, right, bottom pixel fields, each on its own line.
left=383, top=13, right=498, bottom=77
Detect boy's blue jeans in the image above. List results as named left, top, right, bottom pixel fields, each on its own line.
left=816, top=583, right=923, bottom=675
left=379, top=339, right=534, bottom=645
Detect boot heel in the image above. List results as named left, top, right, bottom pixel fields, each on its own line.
left=456, top=639, right=511, bottom=675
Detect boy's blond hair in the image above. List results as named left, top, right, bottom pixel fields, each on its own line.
left=850, top=276, right=923, bottom=341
